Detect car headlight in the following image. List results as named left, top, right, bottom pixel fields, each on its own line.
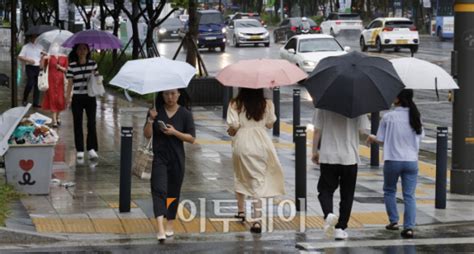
left=238, top=32, right=245, bottom=37
left=159, top=28, right=167, bottom=34
left=303, top=60, right=316, bottom=67
left=222, top=27, right=227, bottom=33
left=263, top=31, right=269, bottom=37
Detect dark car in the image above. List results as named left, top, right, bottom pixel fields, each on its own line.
left=192, top=10, right=226, bottom=52
left=273, top=17, right=320, bottom=43
left=157, top=18, right=184, bottom=42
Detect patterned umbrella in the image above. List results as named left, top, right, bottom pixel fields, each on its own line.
left=62, top=30, right=121, bottom=50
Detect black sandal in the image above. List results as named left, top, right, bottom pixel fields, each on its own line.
left=234, top=211, right=245, bottom=222
left=385, top=222, right=400, bottom=230
left=250, top=222, right=262, bottom=234
left=401, top=228, right=414, bottom=239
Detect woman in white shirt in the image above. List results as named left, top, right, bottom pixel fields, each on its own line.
left=367, top=89, right=423, bottom=239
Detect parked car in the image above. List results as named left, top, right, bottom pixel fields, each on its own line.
left=320, top=13, right=364, bottom=36
left=157, top=17, right=184, bottom=42
left=226, top=18, right=270, bottom=47
left=273, top=17, right=320, bottom=43
left=360, top=17, right=419, bottom=53
left=279, top=34, right=349, bottom=73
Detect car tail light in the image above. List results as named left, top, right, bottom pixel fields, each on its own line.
left=409, top=25, right=417, bottom=31
left=312, top=26, right=321, bottom=32
left=335, top=21, right=341, bottom=25
left=291, top=26, right=297, bottom=32
left=383, top=27, right=394, bottom=32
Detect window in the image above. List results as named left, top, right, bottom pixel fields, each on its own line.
left=285, top=38, right=297, bottom=50
left=385, top=20, right=414, bottom=28
left=298, top=38, right=343, bottom=53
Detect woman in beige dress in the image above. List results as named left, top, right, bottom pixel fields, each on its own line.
left=226, top=88, right=285, bottom=233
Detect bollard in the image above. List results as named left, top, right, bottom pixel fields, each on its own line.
left=370, top=112, right=380, bottom=167
left=436, top=127, right=448, bottom=209
left=295, top=126, right=307, bottom=212
left=222, top=86, right=232, bottom=119
left=273, top=87, right=280, bottom=136
left=119, top=127, right=133, bottom=213
left=293, top=89, right=301, bottom=142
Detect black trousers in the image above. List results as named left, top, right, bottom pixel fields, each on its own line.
left=318, top=163, right=358, bottom=230
left=71, top=94, right=98, bottom=152
left=22, top=65, right=40, bottom=105
left=151, top=151, right=184, bottom=220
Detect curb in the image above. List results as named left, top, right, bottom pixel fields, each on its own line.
left=0, top=226, right=68, bottom=244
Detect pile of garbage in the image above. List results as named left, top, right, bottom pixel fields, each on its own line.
left=8, top=113, right=58, bottom=145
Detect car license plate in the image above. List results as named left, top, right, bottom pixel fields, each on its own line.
left=171, top=33, right=178, bottom=37
left=396, top=39, right=408, bottom=44
left=250, top=35, right=261, bottom=40
left=205, top=36, right=217, bottom=40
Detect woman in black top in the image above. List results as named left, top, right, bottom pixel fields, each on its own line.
left=143, top=88, right=195, bottom=242
left=66, top=43, right=99, bottom=161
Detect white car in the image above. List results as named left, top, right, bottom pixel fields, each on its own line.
left=279, top=34, right=349, bottom=73
left=320, top=13, right=364, bottom=36
left=226, top=18, right=270, bottom=47
left=360, top=17, right=419, bottom=53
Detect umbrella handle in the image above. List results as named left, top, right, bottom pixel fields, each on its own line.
left=435, top=77, right=439, bottom=101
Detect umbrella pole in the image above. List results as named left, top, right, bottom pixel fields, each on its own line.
left=435, top=77, right=440, bottom=101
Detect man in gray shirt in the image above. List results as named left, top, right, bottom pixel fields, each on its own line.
left=312, top=109, right=370, bottom=240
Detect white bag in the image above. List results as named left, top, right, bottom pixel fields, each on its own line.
left=87, top=73, right=105, bottom=97
left=37, top=65, right=49, bottom=91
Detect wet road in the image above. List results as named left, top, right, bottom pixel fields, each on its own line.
left=155, top=33, right=454, bottom=156
left=2, top=222, right=474, bottom=253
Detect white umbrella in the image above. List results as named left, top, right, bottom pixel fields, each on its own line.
left=35, top=29, right=73, bottom=55
left=390, top=58, right=459, bottom=90
left=109, top=57, right=196, bottom=95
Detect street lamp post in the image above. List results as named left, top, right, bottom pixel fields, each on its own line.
left=451, top=0, right=474, bottom=194
left=10, top=0, right=17, bottom=107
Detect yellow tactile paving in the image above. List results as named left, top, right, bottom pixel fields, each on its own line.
left=420, top=183, right=436, bottom=189
left=91, top=218, right=125, bottom=234
left=357, top=172, right=379, bottom=177
left=273, top=217, right=297, bottom=230
left=350, top=212, right=402, bottom=225
left=417, top=199, right=435, bottom=205
left=32, top=218, right=65, bottom=233
left=107, top=201, right=138, bottom=209
left=62, top=218, right=95, bottom=233
left=306, top=215, right=325, bottom=229
left=121, top=218, right=155, bottom=234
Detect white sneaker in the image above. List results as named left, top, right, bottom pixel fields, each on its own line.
left=88, top=149, right=99, bottom=160
left=334, top=228, right=348, bottom=240
left=323, top=213, right=338, bottom=238
left=77, top=152, right=84, bottom=159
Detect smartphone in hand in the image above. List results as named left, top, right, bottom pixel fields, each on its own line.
left=157, top=120, right=168, bottom=130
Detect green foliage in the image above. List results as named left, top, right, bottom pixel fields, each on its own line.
left=310, top=15, right=324, bottom=26
left=92, top=52, right=154, bottom=103
left=0, top=183, right=22, bottom=226
left=92, top=51, right=133, bottom=86
left=171, top=0, right=189, bottom=9
left=261, top=12, right=280, bottom=26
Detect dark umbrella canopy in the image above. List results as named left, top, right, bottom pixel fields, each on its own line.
left=25, top=25, right=58, bottom=35
left=304, top=51, right=405, bottom=118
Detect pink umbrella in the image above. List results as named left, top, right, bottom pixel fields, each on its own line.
left=216, top=59, right=308, bottom=89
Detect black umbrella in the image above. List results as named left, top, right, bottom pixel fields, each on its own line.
left=304, top=51, right=405, bottom=118
left=25, top=25, right=57, bottom=36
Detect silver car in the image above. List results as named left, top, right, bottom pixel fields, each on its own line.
left=226, top=18, right=270, bottom=47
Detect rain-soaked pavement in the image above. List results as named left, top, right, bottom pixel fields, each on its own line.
left=1, top=31, right=473, bottom=253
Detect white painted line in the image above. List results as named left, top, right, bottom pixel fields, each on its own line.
left=296, top=236, right=474, bottom=250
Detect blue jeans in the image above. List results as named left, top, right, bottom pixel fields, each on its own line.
left=383, top=160, right=418, bottom=229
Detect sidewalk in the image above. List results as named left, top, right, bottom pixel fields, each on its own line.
left=1, top=86, right=473, bottom=238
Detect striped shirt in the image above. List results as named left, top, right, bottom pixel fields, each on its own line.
left=66, top=60, right=98, bottom=95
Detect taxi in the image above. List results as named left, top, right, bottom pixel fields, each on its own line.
left=360, top=17, right=419, bottom=53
